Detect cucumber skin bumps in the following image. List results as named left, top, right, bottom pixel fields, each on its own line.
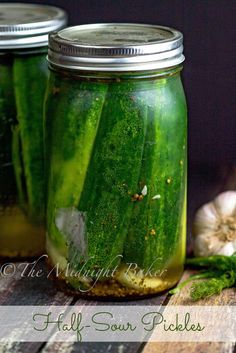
left=0, top=53, right=47, bottom=257
left=13, top=54, right=48, bottom=224
left=0, top=3, right=67, bottom=258
left=45, top=68, right=187, bottom=297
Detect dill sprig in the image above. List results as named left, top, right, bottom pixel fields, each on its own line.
left=169, top=254, right=236, bottom=301
left=190, top=271, right=236, bottom=301
left=186, top=254, right=236, bottom=272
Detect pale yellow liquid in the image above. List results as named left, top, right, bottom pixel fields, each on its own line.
left=0, top=206, right=45, bottom=258
left=47, top=189, right=186, bottom=298
left=47, top=234, right=185, bottom=298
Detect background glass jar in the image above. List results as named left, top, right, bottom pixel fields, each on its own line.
left=0, top=4, right=67, bottom=257
left=45, top=24, right=187, bottom=298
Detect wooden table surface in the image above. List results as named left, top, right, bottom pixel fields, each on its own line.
left=0, top=164, right=235, bottom=353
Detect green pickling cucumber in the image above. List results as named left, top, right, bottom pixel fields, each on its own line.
left=12, top=125, right=27, bottom=211
left=0, top=56, right=17, bottom=201
left=123, top=75, right=187, bottom=272
left=45, top=74, right=108, bottom=252
left=76, top=81, right=147, bottom=271
left=13, top=54, right=48, bottom=223
left=45, top=68, right=187, bottom=293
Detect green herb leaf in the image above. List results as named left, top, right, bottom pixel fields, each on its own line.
left=169, top=271, right=217, bottom=295
left=190, top=271, right=236, bottom=301
left=169, top=255, right=236, bottom=301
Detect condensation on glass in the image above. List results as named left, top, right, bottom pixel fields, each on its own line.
left=0, top=4, right=67, bottom=257
left=45, top=23, right=187, bottom=298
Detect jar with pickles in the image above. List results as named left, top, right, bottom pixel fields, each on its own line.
left=0, top=3, right=67, bottom=257
left=45, top=23, right=187, bottom=298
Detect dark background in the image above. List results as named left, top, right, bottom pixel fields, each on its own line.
left=4, top=0, right=236, bottom=234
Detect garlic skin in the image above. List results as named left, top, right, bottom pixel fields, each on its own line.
left=193, top=191, right=236, bottom=257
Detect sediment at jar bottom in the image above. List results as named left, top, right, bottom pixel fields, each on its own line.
left=13, top=54, right=48, bottom=224
left=47, top=239, right=183, bottom=298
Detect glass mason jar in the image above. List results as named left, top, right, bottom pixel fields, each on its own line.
left=0, top=4, right=67, bottom=257
left=45, top=24, right=187, bottom=298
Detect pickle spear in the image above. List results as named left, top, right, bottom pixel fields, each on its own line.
left=0, top=57, right=17, bottom=200
left=77, top=81, right=147, bottom=272
left=13, top=54, right=48, bottom=223
left=45, top=75, right=108, bottom=256
left=12, top=125, right=26, bottom=211
left=123, top=76, right=187, bottom=272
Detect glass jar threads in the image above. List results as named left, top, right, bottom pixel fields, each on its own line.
left=45, top=23, right=187, bottom=298
left=0, top=4, right=67, bottom=257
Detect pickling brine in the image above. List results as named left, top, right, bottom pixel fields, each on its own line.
left=0, top=4, right=67, bottom=257
left=0, top=52, right=47, bottom=256
left=45, top=23, right=187, bottom=298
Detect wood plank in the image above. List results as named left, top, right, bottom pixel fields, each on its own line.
left=0, top=259, right=74, bottom=353
left=40, top=291, right=169, bottom=353
left=41, top=342, right=144, bottom=353
left=142, top=270, right=236, bottom=353
left=0, top=259, right=73, bottom=305
left=142, top=342, right=235, bottom=353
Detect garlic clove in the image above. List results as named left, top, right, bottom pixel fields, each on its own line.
left=193, top=233, right=223, bottom=257
left=193, top=202, right=219, bottom=236
left=217, top=242, right=236, bottom=256
left=193, top=233, right=210, bottom=257
left=214, top=191, right=236, bottom=217
left=193, top=191, right=236, bottom=257
left=232, top=239, right=236, bottom=252
left=141, top=185, right=147, bottom=196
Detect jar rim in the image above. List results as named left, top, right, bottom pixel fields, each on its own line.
left=0, top=3, right=67, bottom=50
left=48, top=23, right=184, bottom=72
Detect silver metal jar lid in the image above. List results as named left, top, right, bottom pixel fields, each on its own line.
left=0, top=3, right=67, bottom=49
left=48, top=23, right=184, bottom=72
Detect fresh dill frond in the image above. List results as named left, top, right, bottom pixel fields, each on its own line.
left=169, top=255, right=236, bottom=301
left=190, top=271, right=236, bottom=301
left=186, top=254, right=236, bottom=272
left=169, top=271, right=216, bottom=295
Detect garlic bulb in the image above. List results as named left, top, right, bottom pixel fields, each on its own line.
left=193, top=191, right=236, bottom=257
